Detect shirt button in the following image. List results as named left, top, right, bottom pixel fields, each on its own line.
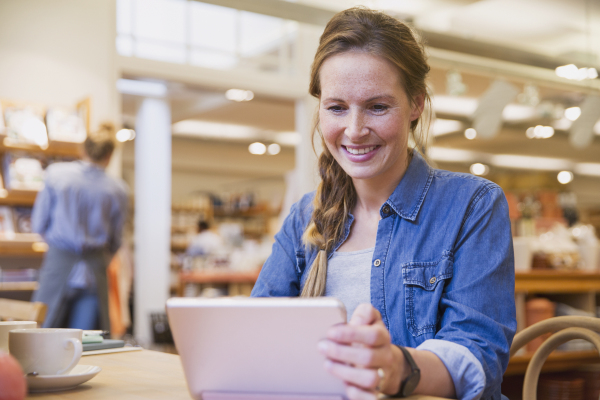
left=374, top=259, right=381, bottom=267
left=382, top=205, right=390, bottom=214
left=429, top=277, right=437, bottom=284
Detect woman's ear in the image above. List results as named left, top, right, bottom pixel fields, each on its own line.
left=410, top=93, right=425, bottom=121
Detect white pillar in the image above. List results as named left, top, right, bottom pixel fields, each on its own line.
left=134, top=97, right=171, bottom=345
left=294, top=95, right=320, bottom=197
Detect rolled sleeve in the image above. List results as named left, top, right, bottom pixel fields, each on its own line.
left=417, top=339, right=485, bottom=400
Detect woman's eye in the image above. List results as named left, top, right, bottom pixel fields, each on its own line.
left=372, top=104, right=388, bottom=112
left=328, top=106, right=344, bottom=112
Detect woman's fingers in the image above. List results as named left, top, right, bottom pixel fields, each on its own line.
left=328, top=322, right=390, bottom=347
left=319, top=339, right=393, bottom=368
left=349, top=303, right=381, bottom=326
left=325, top=360, right=380, bottom=393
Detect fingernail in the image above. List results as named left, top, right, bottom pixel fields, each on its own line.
left=318, top=341, right=328, bottom=353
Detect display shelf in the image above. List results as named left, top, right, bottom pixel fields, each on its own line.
left=0, top=136, right=82, bottom=158
left=515, top=271, right=600, bottom=293
left=0, top=233, right=47, bottom=257
left=0, top=189, right=38, bottom=206
left=179, top=269, right=260, bottom=284
left=0, top=281, right=38, bottom=292
left=505, top=349, right=600, bottom=376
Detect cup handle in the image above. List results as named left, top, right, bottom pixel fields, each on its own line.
left=56, top=338, right=83, bottom=375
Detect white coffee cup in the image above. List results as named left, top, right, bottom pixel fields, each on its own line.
left=0, top=321, right=36, bottom=353
left=9, top=328, right=83, bottom=375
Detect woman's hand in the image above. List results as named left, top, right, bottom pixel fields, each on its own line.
left=318, top=303, right=406, bottom=400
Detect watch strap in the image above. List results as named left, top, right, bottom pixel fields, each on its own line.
left=393, top=345, right=421, bottom=397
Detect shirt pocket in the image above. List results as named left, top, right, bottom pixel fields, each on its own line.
left=295, top=249, right=306, bottom=277
left=402, top=251, right=454, bottom=337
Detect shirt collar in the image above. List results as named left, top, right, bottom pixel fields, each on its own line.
left=385, top=151, right=434, bottom=222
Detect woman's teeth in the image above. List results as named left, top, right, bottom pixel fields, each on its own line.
left=346, top=146, right=376, bottom=155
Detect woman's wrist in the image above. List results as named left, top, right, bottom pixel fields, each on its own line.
left=381, top=344, right=408, bottom=395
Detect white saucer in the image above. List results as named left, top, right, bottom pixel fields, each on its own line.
left=27, top=364, right=102, bottom=393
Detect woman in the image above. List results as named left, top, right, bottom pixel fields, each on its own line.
left=252, top=8, right=516, bottom=400
left=32, top=123, right=129, bottom=331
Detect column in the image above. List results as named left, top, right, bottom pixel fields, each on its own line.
left=134, top=97, right=172, bottom=345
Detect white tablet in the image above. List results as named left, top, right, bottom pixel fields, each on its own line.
left=166, top=297, right=348, bottom=400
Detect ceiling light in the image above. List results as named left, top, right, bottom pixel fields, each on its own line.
left=226, top=89, right=254, bottom=102
left=525, top=125, right=554, bottom=139
left=248, top=142, right=266, bottom=155
left=555, top=64, right=598, bottom=81
left=490, top=155, right=572, bottom=171
left=431, top=119, right=463, bottom=136
left=431, top=96, right=478, bottom=117
left=116, top=79, right=167, bottom=97
left=574, top=163, right=600, bottom=177
left=116, top=129, right=135, bottom=142
left=470, top=163, right=489, bottom=176
left=564, top=107, right=581, bottom=121
left=267, top=143, right=281, bottom=155
left=428, top=147, right=478, bottom=163
left=557, top=171, right=574, bottom=184
left=172, top=120, right=258, bottom=140
left=274, top=132, right=301, bottom=146
left=464, top=128, right=477, bottom=140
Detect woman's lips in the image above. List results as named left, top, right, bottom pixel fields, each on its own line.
left=342, top=145, right=380, bottom=162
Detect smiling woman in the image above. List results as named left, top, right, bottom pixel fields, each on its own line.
left=252, top=7, right=516, bottom=400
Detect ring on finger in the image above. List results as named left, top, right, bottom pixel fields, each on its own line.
left=375, top=368, right=385, bottom=392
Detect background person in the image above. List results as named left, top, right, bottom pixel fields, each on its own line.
left=32, top=122, right=129, bottom=331
left=252, top=7, right=516, bottom=400
left=186, top=220, right=224, bottom=257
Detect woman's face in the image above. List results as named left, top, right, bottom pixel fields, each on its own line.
left=318, top=51, right=423, bottom=186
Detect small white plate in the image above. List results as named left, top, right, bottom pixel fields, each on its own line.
left=27, top=364, right=102, bottom=393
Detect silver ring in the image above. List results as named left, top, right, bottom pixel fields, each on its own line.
left=375, top=368, right=385, bottom=392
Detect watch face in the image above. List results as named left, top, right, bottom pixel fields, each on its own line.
left=403, top=371, right=421, bottom=396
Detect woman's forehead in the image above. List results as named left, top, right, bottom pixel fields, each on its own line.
left=319, top=52, right=404, bottom=98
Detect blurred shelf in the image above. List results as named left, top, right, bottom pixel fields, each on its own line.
left=0, top=189, right=38, bottom=206
left=505, top=349, right=600, bottom=376
left=0, top=233, right=47, bottom=257
left=213, top=205, right=277, bottom=219
left=515, top=271, right=600, bottom=293
left=179, top=269, right=260, bottom=284
left=0, top=136, right=82, bottom=158
left=0, top=281, right=38, bottom=292
left=171, top=243, right=188, bottom=252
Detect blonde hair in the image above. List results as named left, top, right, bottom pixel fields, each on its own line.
left=84, top=122, right=116, bottom=162
left=301, top=7, right=431, bottom=297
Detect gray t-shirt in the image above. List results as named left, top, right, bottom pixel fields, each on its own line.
left=324, top=247, right=374, bottom=321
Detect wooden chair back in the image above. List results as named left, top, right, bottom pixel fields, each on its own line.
left=0, top=298, right=47, bottom=326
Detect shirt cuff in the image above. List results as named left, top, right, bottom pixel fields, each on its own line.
left=416, top=339, right=485, bottom=400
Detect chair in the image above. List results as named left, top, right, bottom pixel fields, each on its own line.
left=509, top=316, right=600, bottom=400
left=0, top=298, right=47, bottom=326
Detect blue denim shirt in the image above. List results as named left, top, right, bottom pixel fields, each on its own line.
left=252, top=152, right=516, bottom=400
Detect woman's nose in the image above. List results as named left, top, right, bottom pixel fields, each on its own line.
left=344, top=111, right=369, bottom=140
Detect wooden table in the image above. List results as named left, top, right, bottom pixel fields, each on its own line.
left=27, top=349, right=447, bottom=399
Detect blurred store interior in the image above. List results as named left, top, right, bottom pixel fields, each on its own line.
left=0, top=0, right=600, bottom=379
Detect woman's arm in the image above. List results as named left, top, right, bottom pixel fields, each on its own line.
left=319, top=304, right=455, bottom=400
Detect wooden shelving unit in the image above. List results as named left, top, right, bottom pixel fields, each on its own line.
left=508, top=270, right=600, bottom=377
left=177, top=269, right=260, bottom=297
left=0, top=281, right=38, bottom=292
left=0, top=233, right=47, bottom=257
left=506, top=349, right=600, bottom=376
left=515, top=270, right=600, bottom=293
left=0, top=136, right=82, bottom=158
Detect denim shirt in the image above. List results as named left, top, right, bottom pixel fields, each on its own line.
left=251, top=152, right=516, bottom=400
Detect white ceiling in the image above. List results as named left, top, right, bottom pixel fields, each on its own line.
left=298, top=0, right=600, bottom=63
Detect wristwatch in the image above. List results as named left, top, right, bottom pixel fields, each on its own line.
left=394, top=345, right=421, bottom=397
